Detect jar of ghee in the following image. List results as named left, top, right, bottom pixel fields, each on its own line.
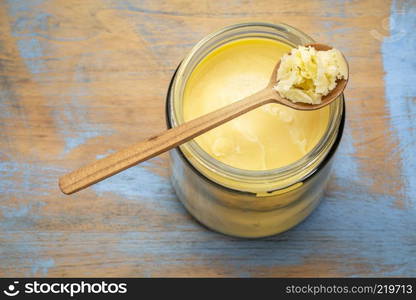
left=166, top=23, right=345, bottom=238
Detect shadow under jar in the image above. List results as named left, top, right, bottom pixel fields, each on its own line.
left=166, top=23, right=345, bottom=238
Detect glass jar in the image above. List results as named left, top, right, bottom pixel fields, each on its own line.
left=166, top=23, right=345, bottom=238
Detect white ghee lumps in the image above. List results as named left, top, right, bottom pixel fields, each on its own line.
left=274, top=46, right=348, bottom=104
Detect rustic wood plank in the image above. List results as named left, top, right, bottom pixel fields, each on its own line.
left=0, top=0, right=415, bottom=277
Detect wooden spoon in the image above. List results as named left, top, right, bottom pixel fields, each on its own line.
left=59, top=43, right=348, bottom=194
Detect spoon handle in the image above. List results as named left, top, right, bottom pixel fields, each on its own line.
left=59, top=88, right=275, bottom=194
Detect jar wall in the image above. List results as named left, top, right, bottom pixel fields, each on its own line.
left=169, top=147, right=334, bottom=238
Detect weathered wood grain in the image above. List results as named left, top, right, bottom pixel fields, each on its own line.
left=0, top=0, right=415, bottom=277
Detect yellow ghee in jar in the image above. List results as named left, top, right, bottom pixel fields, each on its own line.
left=183, top=38, right=330, bottom=170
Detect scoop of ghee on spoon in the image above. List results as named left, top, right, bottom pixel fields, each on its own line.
left=274, top=45, right=348, bottom=105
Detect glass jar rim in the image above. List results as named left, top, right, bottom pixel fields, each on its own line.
left=168, top=22, right=344, bottom=192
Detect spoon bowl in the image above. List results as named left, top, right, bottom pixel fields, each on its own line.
left=267, top=43, right=349, bottom=110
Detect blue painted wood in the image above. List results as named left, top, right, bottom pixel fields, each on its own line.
left=0, top=0, right=415, bottom=277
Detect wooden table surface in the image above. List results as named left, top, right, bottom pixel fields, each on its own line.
left=1, top=0, right=415, bottom=277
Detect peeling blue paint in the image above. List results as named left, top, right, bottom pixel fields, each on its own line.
left=1, top=231, right=56, bottom=276
left=0, top=161, right=54, bottom=232
left=0, top=161, right=58, bottom=197
left=16, top=38, right=45, bottom=74
left=113, top=181, right=416, bottom=276
left=56, top=54, right=114, bottom=154
left=321, top=23, right=353, bottom=44
left=314, top=190, right=415, bottom=275
left=95, top=150, right=115, bottom=160
left=11, top=11, right=97, bottom=42
left=54, top=96, right=113, bottom=155
left=8, top=0, right=47, bottom=74
left=7, top=1, right=112, bottom=154
left=16, top=37, right=42, bottom=59
left=6, top=0, right=45, bottom=17
left=92, top=158, right=174, bottom=203
left=317, top=19, right=353, bottom=54
left=1, top=204, right=31, bottom=218
left=382, top=0, right=416, bottom=205
left=332, top=125, right=360, bottom=180
left=321, top=0, right=355, bottom=18
left=30, top=258, right=55, bottom=276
